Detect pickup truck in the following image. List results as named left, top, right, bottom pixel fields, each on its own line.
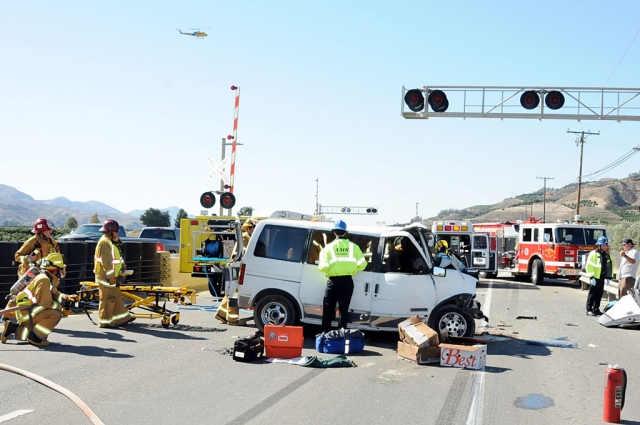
left=138, top=227, right=180, bottom=253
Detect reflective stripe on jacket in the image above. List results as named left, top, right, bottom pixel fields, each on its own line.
left=586, top=249, right=615, bottom=280
left=318, top=238, right=367, bottom=277
left=15, top=273, right=59, bottom=323
left=14, top=234, right=60, bottom=276
left=94, top=235, right=123, bottom=280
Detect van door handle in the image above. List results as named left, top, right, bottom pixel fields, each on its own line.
left=374, top=284, right=379, bottom=295
left=364, top=283, right=369, bottom=293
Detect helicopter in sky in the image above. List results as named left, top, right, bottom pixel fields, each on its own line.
left=177, top=28, right=209, bottom=39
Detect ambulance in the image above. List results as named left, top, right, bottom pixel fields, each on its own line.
left=430, top=220, right=492, bottom=275
left=473, top=216, right=607, bottom=285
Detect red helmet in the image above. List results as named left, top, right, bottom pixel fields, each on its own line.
left=99, top=219, right=119, bottom=233
left=32, top=218, right=53, bottom=233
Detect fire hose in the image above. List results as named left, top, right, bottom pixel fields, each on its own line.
left=0, top=363, right=105, bottom=425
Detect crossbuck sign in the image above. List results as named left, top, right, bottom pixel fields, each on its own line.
left=205, top=156, right=231, bottom=185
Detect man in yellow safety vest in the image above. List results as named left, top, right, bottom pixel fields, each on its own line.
left=318, top=220, right=367, bottom=333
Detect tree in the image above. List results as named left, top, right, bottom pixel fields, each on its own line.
left=140, top=208, right=170, bottom=227
left=174, top=208, right=189, bottom=227
left=64, top=217, right=78, bottom=229
left=237, top=206, right=253, bottom=217
left=89, top=213, right=100, bottom=223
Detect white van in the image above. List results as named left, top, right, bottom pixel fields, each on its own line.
left=235, top=218, right=486, bottom=337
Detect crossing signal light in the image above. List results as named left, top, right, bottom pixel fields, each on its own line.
left=428, top=90, right=449, bottom=112
left=404, top=89, right=425, bottom=112
left=220, top=192, right=236, bottom=210
left=545, top=91, right=565, bottom=110
left=520, top=91, right=540, bottom=110
left=366, top=208, right=378, bottom=214
left=200, top=192, right=216, bottom=209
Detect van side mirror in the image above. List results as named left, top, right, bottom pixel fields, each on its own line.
left=432, top=266, right=446, bottom=277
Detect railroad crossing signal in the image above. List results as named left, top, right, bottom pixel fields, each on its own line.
left=401, top=86, right=640, bottom=121
left=205, top=156, right=230, bottom=185
left=319, top=206, right=378, bottom=215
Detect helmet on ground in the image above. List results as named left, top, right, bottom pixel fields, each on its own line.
left=596, top=236, right=608, bottom=246
left=41, top=253, right=66, bottom=271
left=333, top=220, right=347, bottom=232
left=32, top=218, right=53, bottom=234
left=436, top=240, right=449, bottom=252
left=99, top=219, right=119, bottom=233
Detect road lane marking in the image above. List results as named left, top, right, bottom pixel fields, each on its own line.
left=0, top=410, right=34, bottom=423
left=466, top=280, right=493, bottom=425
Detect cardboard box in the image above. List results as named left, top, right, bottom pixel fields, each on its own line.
left=440, top=340, right=487, bottom=370
left=264, top=325, right=304, bottom=359
left=398, top=315, right=439, bottom=348
left=397, top=341, right=441, bottom=364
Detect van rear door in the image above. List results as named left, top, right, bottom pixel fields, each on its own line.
left=471, top=234, right=491, bottom=270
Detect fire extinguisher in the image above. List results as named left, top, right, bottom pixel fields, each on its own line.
left=603, top=365, right=627, bottom=423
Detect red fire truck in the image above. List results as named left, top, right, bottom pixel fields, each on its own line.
left=473, top=217, right=607, bottom=285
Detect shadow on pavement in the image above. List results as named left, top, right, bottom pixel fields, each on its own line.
left=56, top=328, right=137, bottom=343
left=124, top=323, right=222, bottom=339
left=46, top=343, right=134, bottom=358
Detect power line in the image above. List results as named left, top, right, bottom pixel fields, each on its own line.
left=582, top=145, right=640, bottom=181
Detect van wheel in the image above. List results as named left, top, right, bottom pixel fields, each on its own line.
left=254, top=295, right=297, bottom=333
left=531, top=259, right=544, bottom=285
left=479, top=272, right=498, bottom=279
left=429, top=305, right=475, bottom=338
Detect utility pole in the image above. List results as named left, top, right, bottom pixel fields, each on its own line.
left=315, top=178, right=319, bottom=216
left=536, top=176, right=554, bottom=223
left=416, top=203, right=419, bottom=218
left=567, top=130, right=599, bottom=218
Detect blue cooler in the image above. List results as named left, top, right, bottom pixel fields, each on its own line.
left=316, top=329, right=365, bottom=354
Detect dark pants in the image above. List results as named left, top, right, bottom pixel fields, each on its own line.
left=586, top=278, right=605, bottom=312
left=322, top=275, right=354, bottom=333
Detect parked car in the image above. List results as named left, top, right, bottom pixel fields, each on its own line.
left=235, top=217, right=486, bottom=337
left=59, top=223, right=127, bottom=241
left=138, top=227, right=180, bottom=253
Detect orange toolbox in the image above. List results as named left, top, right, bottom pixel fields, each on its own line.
left=264, top=325, right=304, bottom=359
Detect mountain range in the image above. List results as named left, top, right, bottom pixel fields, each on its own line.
left=0, top=184, right=181, bottom=229
left=429, top=173, right=640, bottom=224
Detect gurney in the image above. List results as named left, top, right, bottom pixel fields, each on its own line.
left=71, top=281, right=197, bottom=328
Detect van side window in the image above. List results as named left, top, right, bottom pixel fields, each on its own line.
left=253, top=224, right=308, bottom=263
left=306, top=231, right=375, bottom=272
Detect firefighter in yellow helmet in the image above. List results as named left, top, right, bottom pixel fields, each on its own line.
left=93, top=219, right=133, bottom=328
left=241, top=219, right=257, bottom=252
left=14, top=218, right=60, bottom=277
left=433, top=240, right=450, bottom=267
left=2, top=253, right=77, bottom=346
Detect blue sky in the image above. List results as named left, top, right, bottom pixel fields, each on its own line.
left=1, top=1, right=639, bottom=225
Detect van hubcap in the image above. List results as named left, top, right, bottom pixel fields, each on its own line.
left=262, top=303, right=287, bottom=325
left=439, top=312, right=467, bottom=337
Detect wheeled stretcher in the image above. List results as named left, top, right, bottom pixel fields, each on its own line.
left=71, top=282, right=197, bottom=328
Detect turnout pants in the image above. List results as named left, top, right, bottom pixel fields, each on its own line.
left=586, top=278, right=605, bottom=312
left=16, top=308, right=62, bottom=341
left=322, top=275, right=354, bottom=333
left=98, top=284, right=131, bottom=328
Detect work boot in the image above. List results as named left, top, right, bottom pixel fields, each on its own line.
left=593, top=309, right=603, bottom=316
left=27, top=331, right=50, bottom=347
left=2, top=321, right=18, bottom=343
left=586, top=311, right=596, bottom=316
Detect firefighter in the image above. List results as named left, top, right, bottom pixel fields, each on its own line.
left=241, top=219, right=257, bottom=252
left=2, top=253, right=77, bottom=346
left=94, top=219, right=133, bottom=328
left=433, top=240, right=450, bottom=267
left=14, top=218, right=61, bottom=277
left=585, top=236, right=615, bottom=316
left=318, top=220, right=367, bottom=333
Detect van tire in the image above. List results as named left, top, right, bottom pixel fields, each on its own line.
left=254, top=295, right=297, bottom=333
left=531, top=259, right=544, bottom=285
left=429, top=305, right=475, bottom=338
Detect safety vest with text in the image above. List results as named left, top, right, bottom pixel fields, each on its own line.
left=318, top=238, right=367, bottom=277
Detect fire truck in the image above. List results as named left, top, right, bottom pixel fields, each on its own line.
left=431, top=220, right=492, bottom=274
left=473, top=217, right=607, bottom=284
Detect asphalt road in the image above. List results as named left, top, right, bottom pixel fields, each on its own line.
left=1, top=275, right=639, bottom=425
